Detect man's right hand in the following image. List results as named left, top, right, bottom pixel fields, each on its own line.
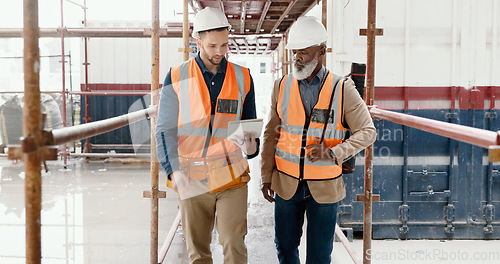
left=170, top=171, right=190, bottom=197
left=261, top=182, right=275, bottom=203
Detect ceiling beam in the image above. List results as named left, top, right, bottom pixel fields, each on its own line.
left=255, top=38, right=260, bottom=55
left=243, top=39, right=250, bottom=54
left=264, top=38, right=271, bottom=54
left=285, top=0, right=318, bottom=35
left=190, top=0, right=201, bottom=12
left=256, top=0, right=272, bottom=33
left=271, top=0, right=297, bottom=34
left=218, top=0, right=225, bottom=13
left=240, top=0, right=246, bottom=34
left=230, top=38, right=241, bottom=55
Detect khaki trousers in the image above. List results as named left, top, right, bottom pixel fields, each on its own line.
left=178, top=185, right=248, bottom=264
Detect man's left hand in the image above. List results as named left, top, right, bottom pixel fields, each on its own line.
left=305, top=140, right=335, bottom=163
left=229, top=132, right=257, bottom=156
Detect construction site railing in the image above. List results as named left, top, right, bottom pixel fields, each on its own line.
left=8, top=106, right=157, bottom=159
left=368, top=106, right=500, bottom=149
left=49, top=106, right=156, bottom=146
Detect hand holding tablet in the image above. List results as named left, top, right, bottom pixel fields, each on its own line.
left=227, top=118, right=264, bottom=139
left=227, top=119, right=263, bottom=155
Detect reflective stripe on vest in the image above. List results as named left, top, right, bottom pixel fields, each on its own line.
left=170, top=59, right=251, bottom=158
left=275, top=72, right=346, bottom=180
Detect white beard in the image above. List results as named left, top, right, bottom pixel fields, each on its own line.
left=292, top=55, right=319, bottom=80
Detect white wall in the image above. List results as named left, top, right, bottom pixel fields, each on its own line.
left=82, top=21, right=185, bottom=85
left=326, top=0, right=500, bottom=87
left=82, top=0, right=500, bottom=88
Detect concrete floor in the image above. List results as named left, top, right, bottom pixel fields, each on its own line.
left=1, top=158, right=499, bottom=264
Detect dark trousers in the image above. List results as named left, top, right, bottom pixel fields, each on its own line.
left=274, top=181, right=338, bottom=264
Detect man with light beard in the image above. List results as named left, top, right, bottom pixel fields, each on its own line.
left=156, top=7, right=258, bottom=264
left=260, top=16, right=376, bottom=263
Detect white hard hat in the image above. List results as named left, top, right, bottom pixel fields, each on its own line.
left=285, top=16, right=327, bottom=50
left=192, top=7, right=231, bottom=39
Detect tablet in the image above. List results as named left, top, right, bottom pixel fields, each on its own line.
left=227, top=118, right=264, bottom=139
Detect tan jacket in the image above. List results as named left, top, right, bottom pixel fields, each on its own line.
left=261, top=76, right=377, bottom=204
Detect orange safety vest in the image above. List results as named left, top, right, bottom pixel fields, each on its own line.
left=275, top=72, right=346, bottom=180
left=169, top=58, right=252, bottom=191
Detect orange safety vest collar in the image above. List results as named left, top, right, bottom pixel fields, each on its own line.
left=275, top=72, right=346, bottom=180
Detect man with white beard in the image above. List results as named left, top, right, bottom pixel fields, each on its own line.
left=260, top=16, right=376, bottom=263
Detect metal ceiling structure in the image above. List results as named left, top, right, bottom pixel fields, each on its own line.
left=189, top=0, right=320, bottom=54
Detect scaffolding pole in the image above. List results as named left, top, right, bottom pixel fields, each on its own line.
left=321, top=0, right=327, bottom=66
left=183, top=0, right=189, bottom=61
left=146, top=0, right=163, bottom=263
left=60, top=0, right=68, bottom=167
left=23, top=0, right=42, bottom=263
left=82, top=0, right=91, bottom=153
left=0, top=28, right=183, bottom=38
left=362, top=0, right=377, bottom=263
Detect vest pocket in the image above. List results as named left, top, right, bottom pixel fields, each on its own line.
left=311, top=108, right=334, bottom=124
left=207, top=157, right=248, bottom=193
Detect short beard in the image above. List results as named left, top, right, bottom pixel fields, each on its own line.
left=200, top=48, right=222, bottom=66
left=208, top=57, right=221, bottom=66
left=292, top=54, right=319, bottom=80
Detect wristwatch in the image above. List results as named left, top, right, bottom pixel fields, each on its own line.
left=329, top=149, right=335, bottom=160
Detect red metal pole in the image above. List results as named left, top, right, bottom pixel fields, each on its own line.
left=182, top=0, right=189, bottom=61
left=23, top=0, right=42, bottom=263
left=60, top=0, right=68, bottom=166
left=83, top=0, right=91, bottom=153
left=69, top=91, right=151, bottom=96
left=321, top=0, right=327, bottom=66
left=69, top=153, right=151, bottom=159
left=364, top=0, right=376, bottom=263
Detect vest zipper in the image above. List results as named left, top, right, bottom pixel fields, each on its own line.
left=299, top=115, right=311, bottom=180
left=298, top=71, right=329, bottom=180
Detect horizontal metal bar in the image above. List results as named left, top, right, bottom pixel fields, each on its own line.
left=51, top=106, right=157, bottom=146
left=91, top=144, right=151, bottom=149
left=369, top=106, right=500, bottom=148
left=0, top=91, right=66, bottom=94
left=70, top=153, right=150, bottom=158
left=69, top=91, right=151, bottom=96
left=0, top=91, right=152, bottom=95
left=0, top=28, right=182, bottom=38
left=0, top=90, right=151, bottom=95
left=409, top=190, right=451, bottom=197
left=341, top=220, right=500, bottom=227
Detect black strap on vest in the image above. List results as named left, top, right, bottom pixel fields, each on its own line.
left=319, top=74, right=344, bottom=144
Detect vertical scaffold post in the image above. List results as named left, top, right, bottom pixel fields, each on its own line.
left=183, top=0, right=189, bottom=61
left=60, top=0, right=68, bottom=167
left=321, top=0, right=327, bottom=66
left=363, top=0, right=377, bottom=263
left=83, top=0, right=91, bottom=153
left=23, top=0, right=42, bottom=263
left=149, top=0, right=161, bottom=263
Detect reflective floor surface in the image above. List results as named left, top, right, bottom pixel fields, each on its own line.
left=1, top=158, right=500, bottom=264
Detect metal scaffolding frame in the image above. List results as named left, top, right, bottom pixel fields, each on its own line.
left=19, top=0, right=499, bottom=263
left=12, top=0, right=354, bottom=263
left=13, top=0, right=358, bottom=263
